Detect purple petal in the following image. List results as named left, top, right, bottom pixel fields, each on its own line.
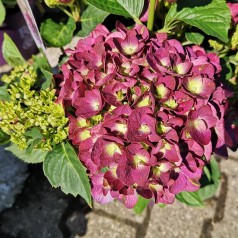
left=75, top=89, right=104, bottom=118
left=118, top=192, right=138, bottom=209
left=170, top=172, right=187, bottom=194
left=91, top=174, right=114, bottom=205
left=188, top=119, right=211, bottom=145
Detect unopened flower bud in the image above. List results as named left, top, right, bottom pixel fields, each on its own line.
left=44, top=0, right=75, bottom=7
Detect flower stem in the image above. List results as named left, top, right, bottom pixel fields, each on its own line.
left=147, top=0, right=157, bottom=31
left=70, top=1, right=81, bottom=22
left=133, top=17, right=143, bottom=25
left=58, top=6, right=75, bottom=20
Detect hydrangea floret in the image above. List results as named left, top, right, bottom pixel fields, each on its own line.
left=58, top=23, right=228, bottom=208
left=227, top=2, right=238, bottom=24
left=0, top=64, right=68, bottom=150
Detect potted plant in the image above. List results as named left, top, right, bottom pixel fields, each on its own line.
left=0, top=0, right=237, bottom=214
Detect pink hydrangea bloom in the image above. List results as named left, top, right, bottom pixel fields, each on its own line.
left=227, top=2, right=238, bottom=24
left=58, top=23, right=229, bottom=208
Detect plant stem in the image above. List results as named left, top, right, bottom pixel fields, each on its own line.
left=133, top=17, right=143, bottom=25
left=147, top=0, right=157, bottom=31
left=58, top=6, right=75, bottom=20
left=35, top=1, right=45, bottom=15
left=70, top=2, right=80, bottom=22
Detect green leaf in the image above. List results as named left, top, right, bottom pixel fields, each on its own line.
left=40, top=17, right=76, bottom=47
left=43, top=142, right=92, bottom=207
left=6, top=143, right=48, bottom=164
left=2, top=0, right=16, bottom=7
left=2, top=33, right=26, bottom=67
left=164, top=0, right=231, bottom=42
left=197, top=157, right=220, bottom=200
left=86, top=0, right=130, bottom=17
left=24, top=127, right=44, bottom=154
left=210, top=157, right=220, bottom=181
left=0, top=129, right=10, bottom=145
left=33, top=54, right=51, bottom=71
left=0, top=85, right=10, bottom=101
left=25, top=127, right=43, bottom=139
left=116, top=0, right=144, bottom=21
left=158, top=203, right=166, bottom=208
left=133, top=196, right=150, bottom=214
left=40, top=68, right=53, bottom=90
left=31, top=55, right=53, bottom=89
left=26, top=138, right=43, bottom=155
left=203, top=166, right=212, bottom=181
left=77, top=5, right=109, bottom=37
left=185, top=32, right=204, bottom=45
left=0, top=0, right=6, bottom=26
left=100, top=166, right=110, bottom=173
left=176, top=191, right=204, bottom=207
left=197, top=184, right=217, bottom=201
left=164, top=3, right=177, bottom=27
left=220, top=58, right=233, bottom=81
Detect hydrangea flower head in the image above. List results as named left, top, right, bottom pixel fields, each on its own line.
left=0, top=64, right=68, bottom=150
left=59, top=23, right=228, bottom=208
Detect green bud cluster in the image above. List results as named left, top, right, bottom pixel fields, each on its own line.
left=231, top=25, right=238, bottom=50
left=44, top=0, right=75, bottom=8
left=208, top=39, right=224, bottom=52
left=0, top=64, right=68, bottom=150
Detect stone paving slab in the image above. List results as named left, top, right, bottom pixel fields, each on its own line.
left=81, top=201, right=147, bottom=238
left=227, top=149, right=238, bottom=160
left=211, top=159, right=238, bottom=238
left=145, top=201, right=215, bottom=238
left=81, top=212, right=137, bottom=238
left=93, top=200, right=146, bottom=223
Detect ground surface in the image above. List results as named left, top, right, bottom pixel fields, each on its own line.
left=0, top=148, right=237, bottom=238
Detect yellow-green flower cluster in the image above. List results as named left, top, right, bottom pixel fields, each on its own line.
left=209, top=25, right=238, bottom=53
left=0, top=64, right=68, bottom=150
left=44, top=0, right=75, bottom=8
left=208, top=39, right=224, bottom=52
left=231, top=25, right=238, bottom=50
